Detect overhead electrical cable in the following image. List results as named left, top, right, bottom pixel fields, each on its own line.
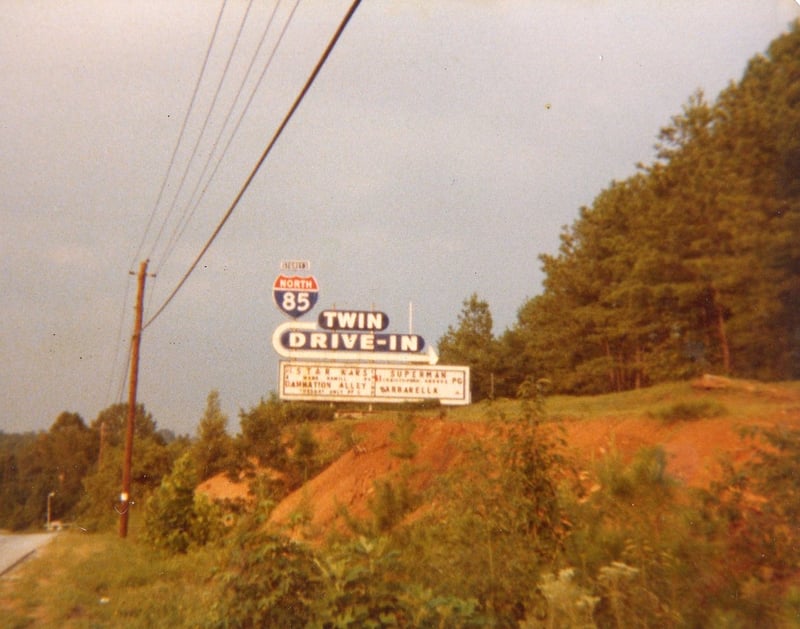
left=104, top=287, right=133, bottom=406
left=115, top=343, right=133, bottom=405
left=157, top=0, right=295, bottom=273
left=143, top=0, right=362, bottom=331
left=109, top=0, right=229, bottom=410
left=131, top=0, right=230, bottom=269
left=157, top=0, right=291, bottom=274
left=147, top=0, right=257, bottom=266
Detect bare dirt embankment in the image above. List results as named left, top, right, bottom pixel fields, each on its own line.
left=198, top=379, right=800, bottom=541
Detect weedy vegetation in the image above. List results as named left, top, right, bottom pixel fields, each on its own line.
left=2, top=380, right=799, bottom=628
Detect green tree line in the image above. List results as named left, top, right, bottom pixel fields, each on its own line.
left=440, top=22, right=799, bottom=399
left=0, top=405, right=174, bottom=531
left=0, top=391, right=334, bottom=531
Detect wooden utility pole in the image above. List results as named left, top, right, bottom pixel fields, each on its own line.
left=120, top=260, right=148, bottom=538
left=98, top=421, right=106, bottom=464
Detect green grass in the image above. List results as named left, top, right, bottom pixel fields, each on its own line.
left=439, top=379, right=799, bottom=425
left=439, top=381, right=714, bottom=423
left=347, top=378, right=799, bottom=427
left=547, top=382, right=702, bottom=420
left=1, top=529, right=223, bottom=628
left=649, top=399, right=728, bottom=422
left=438, top=397, right=522, bottom=422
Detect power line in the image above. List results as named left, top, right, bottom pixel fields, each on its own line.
left=157, top=0, right=293, bottom=275
left=106, top=1, right=229, bottom=408
left=104, top=285, right=133, bottom=406
left=115, top=339, right=132, bottom=405
left=143, top=0, right=363, bottom=330
left=131, top=0, right=230, bottom=269
left=147, top=0, right=256, bottom=265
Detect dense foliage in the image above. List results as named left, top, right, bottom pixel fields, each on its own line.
left=5, top=392, right=800, bottom=627
left=0, top=404, right=178, bottom=531
left=0, top=392, right=334, bottom=532
left=440, top=22, right=800, bottom=400
left=208, top=395, right=800, bottom=628
left=1, top=20, right=799, bottom=629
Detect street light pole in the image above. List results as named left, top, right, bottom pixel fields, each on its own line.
left=47, top=492, right=55, bottom=531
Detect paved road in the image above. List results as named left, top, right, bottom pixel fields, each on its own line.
left=0, top=533, right=55, bottom=576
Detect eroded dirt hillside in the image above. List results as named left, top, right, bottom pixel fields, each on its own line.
left=198, top=380, right=800, bottom=542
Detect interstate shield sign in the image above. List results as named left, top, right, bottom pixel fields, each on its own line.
left=272, top=275, right=319, bottom=319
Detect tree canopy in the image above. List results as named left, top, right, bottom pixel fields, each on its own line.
left=437, top=293, right=498, bottom=400
left=446, top=21, right=800, bottom=396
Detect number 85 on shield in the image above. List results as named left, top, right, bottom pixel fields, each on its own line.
left=272, top=275, right=319, bottom=319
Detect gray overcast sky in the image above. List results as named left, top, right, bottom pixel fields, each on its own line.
left=2, top=1, right=798, bottom=435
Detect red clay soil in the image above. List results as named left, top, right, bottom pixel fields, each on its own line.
left=198, top=382, right=800, bottom=541
left=196, top=473, right=252, bottom=504
left=559, top=414, right=775, bottom=488
left=267, top=419, right=489, bottom=539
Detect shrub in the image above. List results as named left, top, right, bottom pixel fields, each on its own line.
left=212, top=530, right=321, bottom=628
left=144, top=453, right=223, bottom=553
left=699, top=425, right=800, bottom=625
left=393, top=384, right=569, bottom=624
left=389, top=414, right=418, bottom=460
left=651, top=399, right=727, bottom=422
left=369, top=476, right=414, bottom=533
left=311, top=537, right=409, bottom=627
left=291, top=422, right=320, bottom=483
left=283, top=401, right=335, bottom=424
left=311, top=536, right=483, bottom=627
left=527, top=568, right=599, bottom=629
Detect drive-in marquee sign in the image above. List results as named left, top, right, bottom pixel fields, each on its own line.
left=280, top=361, right=470, bottom=405
left=272, top=318, right=438, bottom=364
left=271, top=262, right=470, bottom=404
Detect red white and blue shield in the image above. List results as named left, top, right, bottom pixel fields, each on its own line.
left=272, top=275, right=319, bottom=319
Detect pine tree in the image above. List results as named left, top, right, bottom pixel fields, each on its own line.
left=192, top=390, right=234, bottom=481
left=438, top=294, right=498, bottom=400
